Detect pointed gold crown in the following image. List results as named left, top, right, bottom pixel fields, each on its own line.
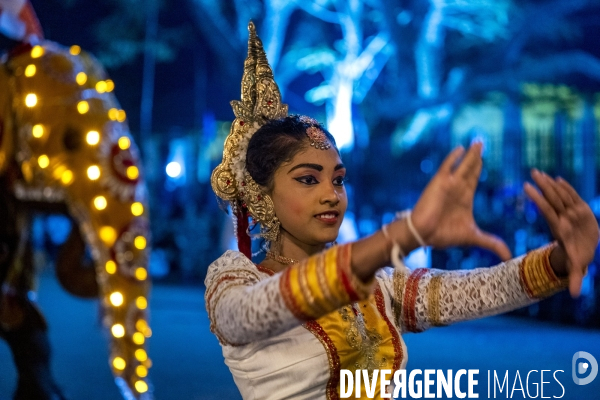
left=211, top=21, right=288, bottom=242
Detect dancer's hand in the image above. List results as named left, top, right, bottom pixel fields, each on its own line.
left=524, top=170, right=599, bottom=297
left=411, top=142, right=512, bottom=260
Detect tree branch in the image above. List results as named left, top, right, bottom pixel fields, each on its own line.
left=296, top=0, right=341, bottom=24
left=376, top=50, right=600, bottom=121
left=186, top=0, right=244, bottom=75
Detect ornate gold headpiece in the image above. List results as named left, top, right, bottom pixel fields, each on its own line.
left=211, top=22, right=288, bottom=244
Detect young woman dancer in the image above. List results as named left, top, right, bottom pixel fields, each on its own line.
left=206, top=22, right=598, bottom=399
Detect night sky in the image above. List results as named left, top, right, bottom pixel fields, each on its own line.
left=26, top=0, right=237, bottom=135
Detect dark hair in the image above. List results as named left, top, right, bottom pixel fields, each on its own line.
left=246, top=115, right=338, bottom=189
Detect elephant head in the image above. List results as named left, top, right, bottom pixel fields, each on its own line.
left=0, top=41, right=153, bottom=400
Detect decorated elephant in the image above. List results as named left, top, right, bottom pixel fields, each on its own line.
left=0, top=1, right=152, bottom=399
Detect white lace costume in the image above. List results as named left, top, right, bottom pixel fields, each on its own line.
left=205, top=243, right=566, bottom=400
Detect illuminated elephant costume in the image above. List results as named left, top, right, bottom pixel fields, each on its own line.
left=0, top=2, right=152, bottom=399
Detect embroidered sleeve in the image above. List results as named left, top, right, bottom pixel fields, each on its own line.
left=379, top=244, right=568, bottom=333
left=205, top=244, right=373, bottom=346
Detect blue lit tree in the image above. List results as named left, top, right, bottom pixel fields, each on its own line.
left=374, top=0, right=600, bottom=152
left=188, top=0, right=393, bottom=151
left=186, top=0, right=600, bottom=154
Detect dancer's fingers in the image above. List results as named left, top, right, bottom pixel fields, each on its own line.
left=456, top=143, right=483, bottom=180
left=569, top=268, right=583, bottom=298
left=439, top=146, right=465, bottom=175
left=556, top=177, right=581, bottom=206
left=530, top=170, right=565, bottom=214
left=524, top=182, right=559, bottom=227
left=545, top=176, right=574, bottom=208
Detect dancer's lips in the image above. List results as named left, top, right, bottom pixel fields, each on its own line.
left=314, top=210, right=339, bottom=224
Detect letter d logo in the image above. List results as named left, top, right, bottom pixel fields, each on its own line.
left=572, top=351, right=598, bottom=385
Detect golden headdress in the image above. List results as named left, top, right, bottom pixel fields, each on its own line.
left=211, top=22, right=288, bottom=255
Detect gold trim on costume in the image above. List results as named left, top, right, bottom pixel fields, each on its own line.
left=339, top=244, right=374, bottom=299
left=305, top=255, right=332, bottom=315
left=326, top=246, right=349, bottom=302
left=374, top=285, right=403, bottom=371
left=310, top=283, right=401, bottom=399
left=428, top=274, right=443, bottom=327
left=206, top=271, right=261, bottom=346
left=392, top=268, right=407, bottom=325
left=340, top=303, right=383, bottom=373
left=280, top=266, right=312, bottom=320
left=278, top=244, right=374, bottom=321
left=303, top=320, right=340, bottom=400
left=403, top=268, right=428, bottom=332
left=298, top=259, right=327, bottom=316
left=207, top=280, right=248, bottom=345
left=316, top=252, right=337, bottom=309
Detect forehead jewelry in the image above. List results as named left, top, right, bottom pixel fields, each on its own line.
left=306, top=126, right=331, bottom=150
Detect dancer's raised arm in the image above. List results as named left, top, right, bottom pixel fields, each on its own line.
left=352, top=143, right=598, bottom=299
left=352, top=142, right=512, bottom=280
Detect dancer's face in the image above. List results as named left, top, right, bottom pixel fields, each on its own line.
left=269, top=142, right=347, bottom=246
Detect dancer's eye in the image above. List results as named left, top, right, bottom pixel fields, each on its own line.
left=333, top=176, right=346, bottom=187
left=295, top=176, right=319, bottom=185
